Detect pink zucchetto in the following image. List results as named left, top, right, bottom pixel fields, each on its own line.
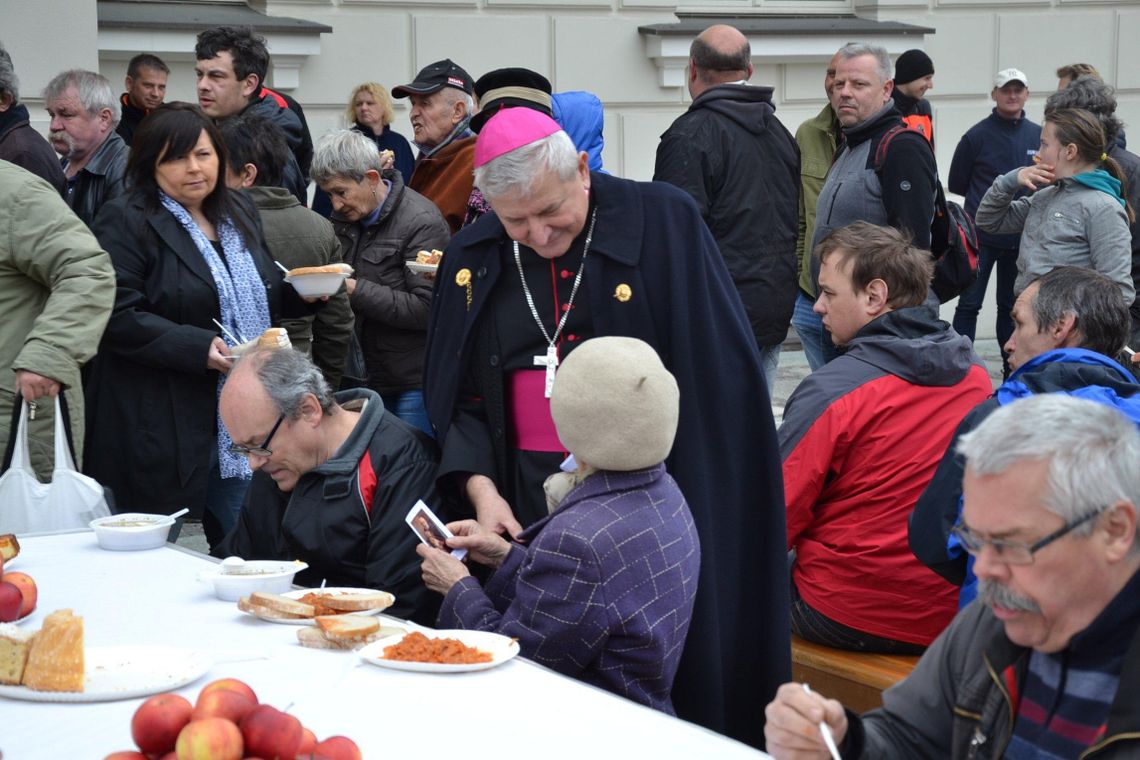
left=473, top=108, right=563, bottom=168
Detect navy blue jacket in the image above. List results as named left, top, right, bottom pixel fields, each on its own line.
left=423, top=171, right=790, bottom=748
left=948, top=109, right=1041, bottom=249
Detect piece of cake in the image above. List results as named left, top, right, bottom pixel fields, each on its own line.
left=22, top=609, right=84, bottom=692
left=0, top=622, right=35, bottom=684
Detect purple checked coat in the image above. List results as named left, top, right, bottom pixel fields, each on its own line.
left=439, top=464, right=700, bottom=713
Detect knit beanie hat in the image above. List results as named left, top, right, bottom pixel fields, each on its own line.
left=894, top=49, right=934, bottom=85
left=549, top=337, right=679, bottom=471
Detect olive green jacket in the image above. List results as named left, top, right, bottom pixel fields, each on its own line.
left=794, top=104, right=840, bottom=296
left=0, top=160, right=115, bottom=476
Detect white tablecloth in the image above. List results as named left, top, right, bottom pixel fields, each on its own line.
left=1, top=532, right=768, bottom=759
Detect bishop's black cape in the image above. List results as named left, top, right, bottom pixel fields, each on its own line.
left=423, top=171, right=790, bottom=748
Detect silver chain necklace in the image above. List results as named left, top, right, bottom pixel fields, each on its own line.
left=513, top=206, right=598, bottom=398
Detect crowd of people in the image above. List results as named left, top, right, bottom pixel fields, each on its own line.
left=2, top=19, right=1140, bottom=758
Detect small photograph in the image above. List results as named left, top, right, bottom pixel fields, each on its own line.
left=404, top=500, right=466, bottom=560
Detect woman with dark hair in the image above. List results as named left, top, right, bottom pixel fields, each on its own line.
left=976, top=106, right=1135, bottom=303
left=84, top=102, right=304, bottom=548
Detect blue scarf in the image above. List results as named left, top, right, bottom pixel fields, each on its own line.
left=1070, top=168, right=1127, bottom=208
left=160, top=192, right=271, bottom=479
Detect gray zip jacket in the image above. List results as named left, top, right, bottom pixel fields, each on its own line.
left=976, top=168, right=1133, bottom=302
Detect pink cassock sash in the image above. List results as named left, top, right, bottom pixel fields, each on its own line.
left=508, top=370, right=564, bottom=452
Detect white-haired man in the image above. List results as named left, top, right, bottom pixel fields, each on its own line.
left=766, top=393, right=1140, bottom=758
left=43, top=69, right=128, bottom=227
left=423, top=107, right=789, bottom=749
left=392, top=59, right=476, bottom=234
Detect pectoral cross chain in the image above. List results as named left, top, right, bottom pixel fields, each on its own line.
left=534, top=345, right=559, bottom=398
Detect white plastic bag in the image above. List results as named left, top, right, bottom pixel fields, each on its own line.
left=0, top=396, right=111, bottom=534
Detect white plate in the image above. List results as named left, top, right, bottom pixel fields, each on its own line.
left=357, top=629, right=520, bottom=673
left=0, top=645, right=209, bottom=702
left=244, top=587, right=395, bottom=626
left=405, top=261, right=438, bottom=275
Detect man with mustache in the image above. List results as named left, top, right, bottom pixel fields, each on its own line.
left=766, top=393, right=1140, bottom=758
left=43, top=69, right=128, bottom=228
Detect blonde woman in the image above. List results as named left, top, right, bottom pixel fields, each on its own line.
left=313, top=83, right=415, bottom=218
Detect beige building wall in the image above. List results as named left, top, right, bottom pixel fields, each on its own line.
left=7, top=0, right=1140, bottom=338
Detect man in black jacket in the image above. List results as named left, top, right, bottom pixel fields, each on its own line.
left=654, top=25, right=799, bottom=392
left=116, top=53, right=168, bottom=146
left=0, top=43, right=65, bottom=195
left=216, top=348, right=440, bottom=624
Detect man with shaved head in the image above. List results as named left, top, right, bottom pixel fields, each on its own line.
left=654, top=24, right=799, bottom=393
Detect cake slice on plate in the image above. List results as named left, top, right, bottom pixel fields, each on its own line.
left=0, top=622, right=35, bottom=684
left=22, top=609, right=84, bottom=692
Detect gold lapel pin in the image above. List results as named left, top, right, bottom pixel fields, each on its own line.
left=456, top=268, right=473, bottom=311
left=614, top=283, right=632, bottom=302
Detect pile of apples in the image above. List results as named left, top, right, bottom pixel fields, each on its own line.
left=0, top=553, right=36, bottom=623
left=103, top=678, right=362, bottom=760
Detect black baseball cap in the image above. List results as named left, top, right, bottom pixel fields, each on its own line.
left=470, top=67, right=553, bottom=133
left=392, top=59, right=475, bottom=98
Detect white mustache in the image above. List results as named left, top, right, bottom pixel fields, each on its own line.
left=978, top=579, right=1041, bottom=613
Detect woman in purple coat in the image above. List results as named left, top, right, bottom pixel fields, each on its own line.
left=418, top=337, right=700, bottom=713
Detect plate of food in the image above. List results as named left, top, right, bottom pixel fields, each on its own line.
left=238, top=588, right=395, bottom=625
left=284, top=263, right=353, bottom=298
left=406, top=249, right=443, bottom=275
left=357, top=629, right=520, bottom=673
left=0, top=645, right=209, bottom=703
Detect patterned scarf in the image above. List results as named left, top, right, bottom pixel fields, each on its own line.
left=160, top=191, right=271, bottom=479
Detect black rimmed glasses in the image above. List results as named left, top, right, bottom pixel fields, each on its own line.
left=227, top=413, right=285, bottom=458
left=951, top=507, right=1107, bottom=565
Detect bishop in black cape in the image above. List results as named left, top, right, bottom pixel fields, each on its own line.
left=424, top=170, right=790, bottom=749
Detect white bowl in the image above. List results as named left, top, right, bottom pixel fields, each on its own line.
left=284, top=272, right=348, bottom=298
left=90, top=513, right=176, bottom=551
left=198, top=559, right=309, bottom=601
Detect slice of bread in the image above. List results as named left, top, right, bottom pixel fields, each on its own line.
left=296, top=623, right=393, bottom=651
left=315, top=614, right=380, bottom=643
left=248, top=592, right=315, bottom=618
left=22, top=609, right=84, bottom=692
left=0, top=623, right=34, bottom=684
left=319, top=591, right=395, bottom=612
left=237, top=596, right=308, bottom=620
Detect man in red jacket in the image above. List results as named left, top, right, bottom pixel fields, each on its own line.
left=780, top=221, right=992, bottom=653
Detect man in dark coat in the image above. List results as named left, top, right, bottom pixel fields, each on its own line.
left=116, top=53, right=168, bottom=146
left=195, top=27, right=309, bottom=204
left=890, top=49, right=935, bottom=145
left=215, top=349, right=440, bottom=625
left=0, top=44, right=65, bottom=195
left=654, top=24, right=799, bottom=394
left=423, top=108, right=789, bottom=749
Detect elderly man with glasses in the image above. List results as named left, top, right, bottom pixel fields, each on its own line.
left=213, top=348, right=441, bottom=624
left=766, top=393, right=1140, bottom=759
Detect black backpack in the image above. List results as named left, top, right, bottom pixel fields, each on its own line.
left=873, top=126, right=980, bottom=303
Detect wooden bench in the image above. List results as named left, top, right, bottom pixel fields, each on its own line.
left=790, top=635, right=920, bottom=713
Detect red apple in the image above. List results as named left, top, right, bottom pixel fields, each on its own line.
left=104, top=753, right=149, bottom=760
left=298, top=728, right=317, bottom=754
left=175, top=718, right=243, bottom=760
left=132, top=693, right=194, bottom=756
left=158, top=754, right=178, bottom=760
left=198, top=677, right=258, bottom=705
left=192, top=688, right=255, bottom=724
left=2, top=572, right=36, bottom=617
left=239, top=705, right=302, bottom=760
left=0, top=581, right=23, bottom=622
left=311, top=736, right=362, bottom=760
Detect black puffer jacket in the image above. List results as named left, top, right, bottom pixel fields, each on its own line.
left=332, top=171, right=449, bottom=394
left=654, top=84, right=800, bottom=347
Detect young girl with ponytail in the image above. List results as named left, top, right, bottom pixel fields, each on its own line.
left=975, top=107, right=1134, bottom=302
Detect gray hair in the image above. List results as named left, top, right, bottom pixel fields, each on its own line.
left=1045, top=75, right=1125, bottom=146
left=836, top=43, right=892, bottom=85
left=1030, top=267, right=1131, bottom=358
left=958, top=394, right=1140, bottom=541
left=245, top=348, right=335, bottom=418
left=440, top=86, right=474, bottom=116
left=311, top=128, right=383, bottom=184
left=474, top=130, right=579, bottom=199
left=0, top=41, right=18, bottom=104
left=43, top=69, right=120, bottom=126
